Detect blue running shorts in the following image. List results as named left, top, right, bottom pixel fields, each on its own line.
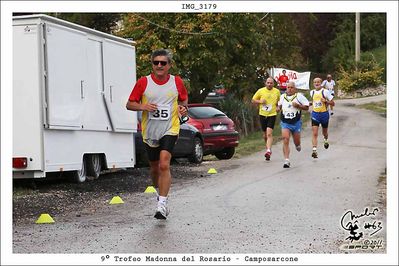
left=311, top=111, right=329, bottom=128
left=281, top=120, right=302, bottom=133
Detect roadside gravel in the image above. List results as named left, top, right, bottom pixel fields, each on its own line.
left=12, top=159, right=216, bottom=225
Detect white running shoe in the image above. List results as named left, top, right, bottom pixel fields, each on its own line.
left=295, top=145, right=301, bottom=152
left=154, top=203, right=169, bottom=220
left=283, top=159, right=290, bottom=168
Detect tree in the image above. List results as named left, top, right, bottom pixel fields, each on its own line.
left=321, top=13, right=386, bottom=72
left=47, top=13, right=122, bottom=33
left=117, top=13, right=302, bottom=102
left=359, top=13, right=386, bottom=51
left=290, top=13, right=339, bottom=73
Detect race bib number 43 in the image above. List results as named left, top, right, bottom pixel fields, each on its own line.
left=284, top=111, right=296, bottom=119
left=150, top=105, right=171, bottom=120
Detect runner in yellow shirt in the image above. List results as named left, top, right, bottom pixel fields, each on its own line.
left=251, top=77, right=281, bottom=161
left=310, top=77, right=335, bottom=158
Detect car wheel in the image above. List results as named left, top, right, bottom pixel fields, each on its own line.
left=69, top=157, right=87, bottom=183
left=214, top=147, right=235, bottom=160
left=188, top=137, right=203, bottom=164
left=86, top=154, right=102, bottom=179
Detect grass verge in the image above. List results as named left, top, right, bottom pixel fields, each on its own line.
left=357, top=100, right=386, bottom=117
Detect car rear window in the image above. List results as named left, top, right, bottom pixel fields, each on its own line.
left=188, top=106, right=227, bottom=119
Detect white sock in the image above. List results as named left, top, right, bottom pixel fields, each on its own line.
left=313, top=147, right=317, bottom=151
left=158, top=196, right=168, bottom=205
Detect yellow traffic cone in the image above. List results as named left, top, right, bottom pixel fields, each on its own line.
left=207, top=168, right=217, bottom=174
left=35, top=213, right=55, bottom=224
left=109, top=196, right=124, bottom=204
left=144, top=186, right=157, bottom=193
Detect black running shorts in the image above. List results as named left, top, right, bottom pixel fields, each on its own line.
left=259, top=115, right=277, bottom=131
left=145, top=135, right=178, bottom=162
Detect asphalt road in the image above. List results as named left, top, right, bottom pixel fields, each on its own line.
left=11, top=95, right=387, bottom=257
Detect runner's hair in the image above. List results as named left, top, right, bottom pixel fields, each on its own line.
left=151, top=49, right=173, bottom=63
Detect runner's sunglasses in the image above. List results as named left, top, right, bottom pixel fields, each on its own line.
left=152, top=60, right=168, bottom=66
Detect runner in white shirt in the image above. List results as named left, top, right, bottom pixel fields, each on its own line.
left=126, top=49, right=188, bottom=220
left=277, top=81, right=309, bottom=168
left=321, top=74, right=336, bottom=115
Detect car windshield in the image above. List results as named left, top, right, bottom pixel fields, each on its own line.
left=188, top=106, right=227, bottom=119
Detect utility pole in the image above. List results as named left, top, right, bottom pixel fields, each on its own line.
left=355, top=13, right=360, bottom=64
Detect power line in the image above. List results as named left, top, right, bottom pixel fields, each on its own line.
left=259, top=13, right=269, bottom=22
left=134, top=14, right=216, bottom=36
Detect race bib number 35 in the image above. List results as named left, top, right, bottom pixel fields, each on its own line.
left=150, top=105, right=171, bottom=120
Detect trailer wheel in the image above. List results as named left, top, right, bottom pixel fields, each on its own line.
left=70, top=157, right=87, bottom=183
left=86, top=154, right=102, bottom=179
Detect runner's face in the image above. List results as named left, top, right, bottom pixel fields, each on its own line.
left=152, top=55, right=170, bottom=79
left=265, top=79, right=274, bottom=89
left=313, top=79, right=322, bottom=89
left=286, top=84, right=296, bottom=95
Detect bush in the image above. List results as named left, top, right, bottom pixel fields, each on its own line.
left=218, top=95, right=259, bottom=137
left=337, top=58, right=384, bottom=92
left=363, top=45, right=386, bottom=82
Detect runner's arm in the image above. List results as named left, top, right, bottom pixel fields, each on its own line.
left=292, top=102, right=309, bottom=111
left=126, top=101, right=158, bottom=112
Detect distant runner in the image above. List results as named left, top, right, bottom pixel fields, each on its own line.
left=278, top=69, right=289, bottom=94
left=321, top=74, right=336, bottom=116
left=277, top=81, right=309, bottom=168
left=310, top=77, right=335, bottom=158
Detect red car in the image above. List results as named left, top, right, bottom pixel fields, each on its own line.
left=186, top=103, right=239, bottom=159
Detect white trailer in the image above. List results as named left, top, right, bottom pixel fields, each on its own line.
left=12, top=14, right=137, bottom=182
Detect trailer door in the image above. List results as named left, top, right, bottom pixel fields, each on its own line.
left=13, top=23, right=44, bottom=173
left=44, top=23, right=87, bottom=129
left=81, top=38, right=112, bottom=131
left=103, top=39, right=136, bottom=132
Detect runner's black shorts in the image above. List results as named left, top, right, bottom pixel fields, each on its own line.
left=145, top=135, right=178, bottom=162
left=259, top=115, right=277, bottom=131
